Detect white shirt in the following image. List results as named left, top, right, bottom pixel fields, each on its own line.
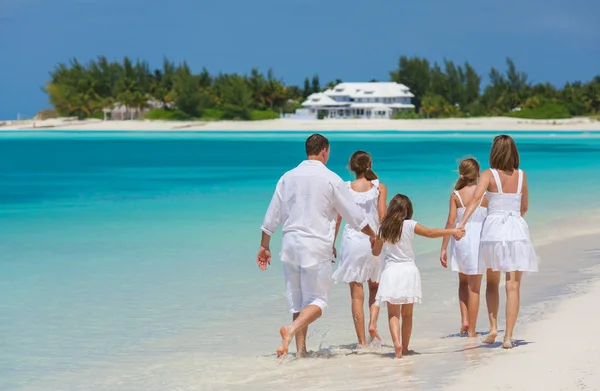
left=261, top=160, right=368, bottom=267
left=382, top=220, right=417, bottom=264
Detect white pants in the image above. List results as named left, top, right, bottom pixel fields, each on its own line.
left=283, top=261, right=332, bottom=313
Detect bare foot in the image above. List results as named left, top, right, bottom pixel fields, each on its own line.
left=482, top=330, right=497, bottom=344
left=468, top=332, right=482, bottom=339
left=296, top=351, right=308, bottom=358
left=502, top=337, right=514, bottom=349
left=394, top=344, right=403, bottom=359
left=368, top=324, right=381, bottom=341
left=402, top=348, right=415, bottom=356
left=460, top=324, right=469, bottom=334
left=277, top=326, right=292, bottom=358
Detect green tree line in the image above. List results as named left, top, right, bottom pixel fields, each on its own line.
left=391, top=56, right=600, bottom=119
left=44, top=55, right=600, bottom=120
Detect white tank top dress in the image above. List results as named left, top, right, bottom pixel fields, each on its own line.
left=479, top=169, right=538, bottom=272
left=449, top=191, right=488, bottom=275
left=332, top=180, right=382, bottom=284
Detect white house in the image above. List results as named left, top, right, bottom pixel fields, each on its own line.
left=298, top=82, right=415, bottom=119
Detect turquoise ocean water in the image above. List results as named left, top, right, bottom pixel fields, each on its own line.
left=1, top=130, right=600, bottom=390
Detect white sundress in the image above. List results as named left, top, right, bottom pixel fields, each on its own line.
left=332, top=180, right=382, bottom=284
left=375, top=219, right=422, bottom=305
left=449, top=191, right=488, bottom=275
left=479, top=169, right=538, bottom=272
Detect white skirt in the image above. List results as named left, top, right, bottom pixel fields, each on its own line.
left=480, top=214, right=538, bottom=273
left=375, top=262, right=422, bottom=305
left=480, top=240, right=538, bottom=272
left=332, top=230, right=381, bottom=283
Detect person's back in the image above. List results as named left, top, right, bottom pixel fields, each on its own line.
left=383, top=219, right=417, bottom=265
left=277, top=160, right=347, bottom=265
left=455, top=185, right=488, bottom=226
left=485, top=168, right=523, bottom=217
left=347, top=179, right=381, bottom=234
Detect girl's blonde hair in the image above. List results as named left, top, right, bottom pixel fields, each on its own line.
left=454, top=158, right=480, bottom=190
left=378, top=194, right=413, bottom=244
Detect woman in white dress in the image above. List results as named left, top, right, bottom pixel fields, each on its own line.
left=332, top=151, right=387, bottom=347
left=457, top=135, right=538, bottom=349
left=440, top=158, right=488, bottom=337
left=370, top=194, right=465, bottom=358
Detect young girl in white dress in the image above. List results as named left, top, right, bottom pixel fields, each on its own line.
left=440, top=158, right=488, bottom=337
left=457, top=135, right=538, bottom=349
left=332, top=151, right=388, bottom=347
left=369, top=194, right=464, bottom=358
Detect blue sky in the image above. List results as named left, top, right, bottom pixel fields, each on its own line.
left=1, top=0, right=599, bottom=119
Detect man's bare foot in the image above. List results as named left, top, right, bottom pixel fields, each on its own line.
left=482, top=330, right=497, bottom=344
left=394, top=344, right=403, bottom=359
left=368, top=324, right=381, bottom=341
left=502, top=337, right=514, bottom=349
left=460, top=324, right=469, bottom=334
left=402, top=348, right=415, bottom=356
left=276, top=326, right=292, bottom=358
left=468, top=332, right=482, bottom=338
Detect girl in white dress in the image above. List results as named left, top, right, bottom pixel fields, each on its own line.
left=370, top=194, right=464, bottom=358
left=332, top=151, right=388, bottom=347
left=440, top=158, right=488, bottom=337
left=457, top=135, right=538, bottom=349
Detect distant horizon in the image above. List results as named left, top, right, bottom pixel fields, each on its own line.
left=1, top=0, right=599, bottom=119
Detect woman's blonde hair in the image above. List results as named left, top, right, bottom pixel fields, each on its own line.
left=454, top=158, right=480, bottom=190
left=378, top=194, right=413, bottom=244
left=489, top=134, right=520, bottom=171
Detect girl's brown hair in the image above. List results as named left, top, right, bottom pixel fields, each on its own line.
left=349, top=151, right=378, bottom=181
left=378, top=194, right=413, bottom=244
left=454, top=158, right=480, bottom=190
left=489, top=134, right=520, bottom=171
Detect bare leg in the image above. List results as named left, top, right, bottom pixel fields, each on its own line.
left=367, top=280, right=379, bottom=308
left=401, top=304, right=414, bottom=355
left=387, top=303, right=402, bottom=358
left=368, top=303, right=381, bottom=341
left=458, top=273, right=469, bottom=334
left=467, top=274, right=483, bottom=338
left=277, top=305, right=322, bottom=357
left=349, top=282, right=367, bottom=347
left=504, top=271, right=523, bottom=349
left=292, top=313, right=308, bottom=358
left=483, top=269, right=500, bottom=344
left=367, top=280, right=380, bottom=341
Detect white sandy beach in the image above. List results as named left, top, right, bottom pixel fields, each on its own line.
left=445, top=275, right=600, bottom=391
left=1, top=116, right=600, bottom=132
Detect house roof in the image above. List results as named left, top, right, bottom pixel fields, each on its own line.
left=301, top=93, right=349, bottom=107
left=324, top=82, right=415, bottom=98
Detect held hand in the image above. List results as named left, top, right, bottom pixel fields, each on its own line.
left=453, top=227, right=466, bottom=241
left=332, top=246, right=337, bottom=259
left=440, top=250, right=448, bottom=268
left=257, top=246, right=271, bottom=271
left=369, top=235, right=376, bottom=249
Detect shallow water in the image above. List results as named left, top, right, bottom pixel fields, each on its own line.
left=1, top=131, right=600, bottom=390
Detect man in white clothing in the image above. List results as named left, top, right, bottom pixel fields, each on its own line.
left=257, top=133, right=377, bottom=358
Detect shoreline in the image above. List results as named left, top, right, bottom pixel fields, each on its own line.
left=1, top=116, right=600, bottom=132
